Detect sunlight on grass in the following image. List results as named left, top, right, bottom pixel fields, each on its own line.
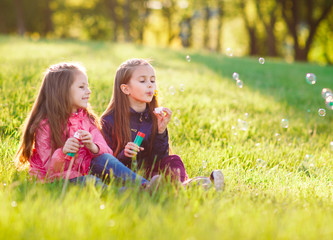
left=1, top=36, right=333, bottom=239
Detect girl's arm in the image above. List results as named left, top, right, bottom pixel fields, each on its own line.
left=87, top=124, right=113, bottom=156
left=101, top=117, right=132, bottom=165
left=34, top=121, right=67, bottom=174
left=151, top=129, right=169, bottom=161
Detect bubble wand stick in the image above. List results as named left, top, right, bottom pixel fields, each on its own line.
left=154, top=90, right=163, bottom=114
left=132, top=131, right=145, bottom=171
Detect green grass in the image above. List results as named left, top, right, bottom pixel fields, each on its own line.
left=1, top=35, right=333, bottom=239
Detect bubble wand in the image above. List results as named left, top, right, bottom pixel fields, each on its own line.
left=154, top=89, right=163, bottom=114
left=132, top=131, right=145, bottom=171
left=65, top=131, right=81, bottom=161
left=61, top=131, right=81, bottom=200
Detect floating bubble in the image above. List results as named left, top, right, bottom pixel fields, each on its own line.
left=281, top=119, right=289, bottom=128
left=255, top=143, right=260, bottom=147
left=226, top=48, right=233, bottom=56
left=305, top=73, right=316, bottom=85
left=169, top=86, right=176, bottom=95
left=202, top=160, right=207, bottom=169
left=173, top=117, right=180, bottom=126
left=176, top=109, right=180, bottom=115
left=321, top=88, right=333, bottom=99
left=318, top=108, right=326, bottom=117
left=325, top=96, right=333, bottom=110
left=3, top=183, right=6, bottom=187
left=179, top=83, right=185, bottom=92
left=244, top=112, right=249, bottom=118
left=237, top=119, right=248, bottom=131
left=186, top=55, right=191, bottom=62
left=256, top=159, right=267, bottom=168
left=259, top=57, right=265, bottom=64
left=236, top=79, right=243, bottom=88
left=330, top=142, right=333, bottom=151
left=232, top=72, right=239, bottom=80
left=11, top=201, right=17, bottom=208
left=274, top=133, right=281, bottom=141
left=100, top=204, right=105, bottom=210
left=304, top=154, right=314, bottom=161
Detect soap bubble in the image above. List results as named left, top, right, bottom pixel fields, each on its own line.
left=274, top=133, right=281, bottom=141
left=186, top=55, right=191, bottom=62
left=305, top=73, right=316, bottom=85
left=179, top=83, right=185, bottom=92
left=244, top=112, right=249, bottom=118
left=100, top=204, right=105, bottom=210
left=304, top=154, right=314, bottom=161
left=169, top=86, right=176, bottom=95
left=11, top=201, right=17, bottom=208
left=321, top=88, right=333, bottom=99
left=318, top=108, right=326, bottom=117
left=256, top=159, right=267, bottom=168
left=237, top=119, right=248, bottom=131
left=259, top=57, right=265, bottom=64
left=173, top=117, right=180, bottom=126
left=281, top=119, right=289, bottom=128
left=202, top=160, right=207, bottom=169
left=330, top=142, right=333, bottom=151
left=226, top=48, right=233, bottom=56
left=325, top=96, right=333, bottom=110
left=236, top=80, right=243, bottom=88
left=232, top=72, right=239, bottom=80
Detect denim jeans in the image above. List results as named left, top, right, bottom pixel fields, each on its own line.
left=89, top=153, right=149, bottom=185
left=69, top=175, right=106, bottom=188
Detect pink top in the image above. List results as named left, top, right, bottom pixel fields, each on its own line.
left=29, top=109, right=113, bottom=182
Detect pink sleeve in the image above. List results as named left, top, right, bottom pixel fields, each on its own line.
left=89, top=124, right=114, bottom=156
left=35, top=121, right=67, bottom=174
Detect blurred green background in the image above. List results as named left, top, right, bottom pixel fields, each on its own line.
left=1, top=0, right=332, bottom=64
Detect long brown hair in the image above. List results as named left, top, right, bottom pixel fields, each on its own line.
left=101, top=58, right=158, bottom=159
left=15, top=62, right=99, bottom=169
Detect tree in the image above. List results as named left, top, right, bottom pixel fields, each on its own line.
left=13, top=0, right=25, bottom=35
left=280, top=0, right=333, bottom=61
left=240, top=0, right=260, bottom=56
left=255, top=0, right=279, bottom=57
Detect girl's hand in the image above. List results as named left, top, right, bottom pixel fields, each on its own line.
left=78, top=130, right=99, bottom=154
left=153, top=107, right=172, bottom=134
left=124, top=142, right=144, bottom=158
left=62, top=137, right=80, bottom=155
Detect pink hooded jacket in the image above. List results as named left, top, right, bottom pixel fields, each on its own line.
left=29, top=109, right=113, bottom=182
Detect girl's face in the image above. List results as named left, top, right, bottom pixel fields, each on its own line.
left=70, top=71, right=91, bottom=113
left=122, top=64, right=156, bottom=106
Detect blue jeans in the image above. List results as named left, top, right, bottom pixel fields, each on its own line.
left=69, top=175, right=106, bottom=188
left=89, top=153, right=149, bottom=185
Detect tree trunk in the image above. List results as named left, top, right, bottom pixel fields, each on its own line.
left=203, top=7, right=210, bottom=49
left=107, top=0, right=119, bottom=41
left=43, top=0, right=53, bottom=36
left=241, top=0, right=259, bottom=56
left=123, top=0, right=131, bottom=42
left=256, top=0, right=278, bottom=57
left=14, top=0, right=25, bottom=36
left=281, top=0, right=333, bottom=61
left=216, top=0, right=223, bottom=52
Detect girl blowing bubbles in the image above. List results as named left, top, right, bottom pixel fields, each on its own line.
left=101, top=58, right=224, bottom=190
left=15, top=62, right=151, bottom=187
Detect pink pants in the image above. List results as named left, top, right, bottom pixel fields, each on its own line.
left=145, top=155, right=188, bottom=182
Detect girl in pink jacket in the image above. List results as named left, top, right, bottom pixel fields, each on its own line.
left=15, top=62, right=150, bottom=187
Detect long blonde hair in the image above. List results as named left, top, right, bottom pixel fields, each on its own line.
left=101, top=59, right=158, bottom=159
left=15, top=62, right=99, bottom=168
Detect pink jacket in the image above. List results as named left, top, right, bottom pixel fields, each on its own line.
left=29, top=109, right=113, bottom=182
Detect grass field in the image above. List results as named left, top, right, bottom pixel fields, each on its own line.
left=1, top=35, right=333, bottom=239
